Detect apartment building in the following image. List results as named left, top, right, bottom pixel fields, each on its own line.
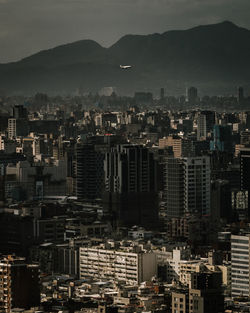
left=79, top=244, right=157, bottom=285
left=231, top=234, right=250, bottom=297
left=0, top=255, right=40, bottom=312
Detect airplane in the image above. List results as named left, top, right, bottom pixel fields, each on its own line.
left=120, top=65, right=132, bottom=69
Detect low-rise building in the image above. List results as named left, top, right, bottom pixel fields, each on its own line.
left=79, top=243, right=157, bottom=285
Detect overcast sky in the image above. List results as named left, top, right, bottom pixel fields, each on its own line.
left=0, top=0, right=250, bottom=63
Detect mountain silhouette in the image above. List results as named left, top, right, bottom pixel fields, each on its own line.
left=1, top=21, right=250, bottom=95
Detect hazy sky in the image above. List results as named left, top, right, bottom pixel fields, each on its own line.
left=1, top=0, right=250, bottom=63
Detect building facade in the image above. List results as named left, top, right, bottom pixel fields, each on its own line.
left=79, top=246, right=157, bottom=285
left=0, top=255, right=40, bottom=312
left=231, top=234, right=250, bottom=297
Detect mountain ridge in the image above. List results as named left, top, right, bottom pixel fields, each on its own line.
left=1, top=21, right=250, bottom=95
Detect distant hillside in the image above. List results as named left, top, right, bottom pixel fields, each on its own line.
left=1, top=21, right=250, bottom=95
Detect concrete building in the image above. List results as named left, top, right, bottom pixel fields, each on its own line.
left=172, top=289, right=189, bottom=313
left=186, top=87, right=198, bottom=105
left=5, top=159, right=67, bottom=199
left=8, top=118, right=17, bottom=139
left=165, top=156, right=211, bottom=217
left=197, top=111, right=215, bottom=141
left=159, top=136, right=193, bottom=158
left=104, top=144, right=158, bottom=229
left=76, top=142, right=104, bottom=200
left=183, top=157, right=210, bottom=216
left=79, top=244, right=157, bottom=285
left=231, top=234, right=250, bottom=297
left=189, top=272, right=224, bottom=313
left=0, top=255, right=40, bottom=312
left=164, top=158, right=184, bottom=218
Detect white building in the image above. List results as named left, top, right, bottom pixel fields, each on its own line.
left=79, top=245, right=157, bottom=285
left=8, top=118, right=17, bottom=139
left=155, top=247, right=207, bottom=284
left=231, top=234, right=250, bottom=297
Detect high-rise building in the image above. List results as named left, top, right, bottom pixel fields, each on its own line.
left=165, top=158, right=184, bottom=218
left=231, top=234, right=250, bottom=297
left=189, top=271, right=224, bottom=313
left=8, top=118, right=29, bottom=139
left=8, top=118, right=17, bottom=139
left=12, top=105, right=28, bottom=120
left=238, top=86, right=244, bottom=105
left=0, top=255, right=40, bottom=312
left=76, top=142, right=104, bottom=200
left=183, top=157, right=211, bottom=216
left=186, top=87, right=198, bottom=105
left=210, top=125, right=233, bottom=152
left=0, top=174, right=4, bottom=206
left=240, top=148, right=250, bottom=190
left=211, top=180, right=232, bottom=222
left=197, top=111, right=215, bottom=141
left=104, top=144, right=158, bottom=228
left=160, top=87, right=165, bottom=100
left=165, top=156, right=211, bottom=218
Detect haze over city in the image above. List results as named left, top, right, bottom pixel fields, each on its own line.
left=1, top=1, right=250, bottom=313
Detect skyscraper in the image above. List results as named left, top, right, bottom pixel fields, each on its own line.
left=8, top=118, right=17, bottom=139
left=104, top=144, right=158, bottom=228
left=183, top=157, right=211, bottom=216
left=76, top=142, right=104, bottom=200
left=238, top=86, right=244, bottom=105
left=160, top=87, right=165, bottom=100
left=240, top=148, right=250, bottom=191
left=12, top=105, right=28, bottom=120
left=210, top=125, right=233, bottom=152
left=165, top=158, right=184, bottom=218
left=165, top=156, right=211, bottom=218
left=197, top=111, right=215, bottom=140
left=186, top=87, right=198, bottom=105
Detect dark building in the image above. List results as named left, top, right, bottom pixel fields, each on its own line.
left=164, top=158, right=184, bottom=218
left=12, top=105, right=28, bottom=119
left=0, top=255, right=40, bottom=312
left=240, top=148, right=250, bottom=210
left=0, top=113, right=10, bottom=132
left=76, top=142, right=104, bottom=200
left=165, top=156, right=210, bottom=218
left=240, top=148, right=250, bottom=191
left=29, top=120, right=60, bottom=136
left=186, top=87, right=198, bottom=105
left=0, top=174, right=4, bottom=205
left=160, top=88, right=165, bottom=100
left=0, top=213, right=34, bottom=257
left=245, top=112, right=250, bottom=130
left=238, top=86, right=244, bottom=105
left=104, top=144, right=158, bottom=229
left=210, top=125, right=233, bottom=152
left=197, top=111, right=215, bottom=140
left=211, top=180, right=232, bottom=222
left=134, top=92, right=153, bottom=105
left=189, top=272, right=224, bottom=313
